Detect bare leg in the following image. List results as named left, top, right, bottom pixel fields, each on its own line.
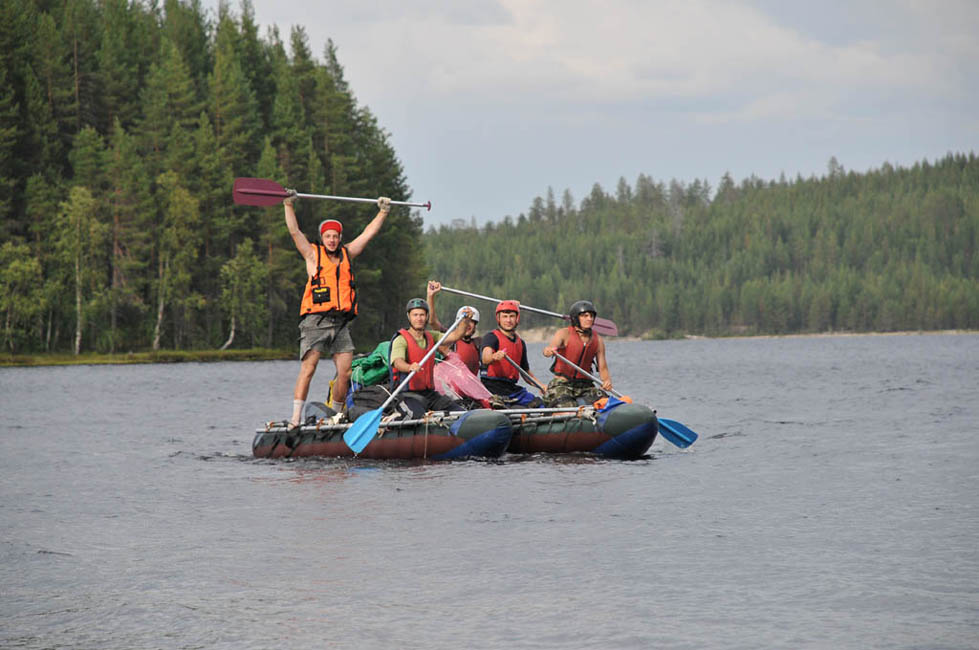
left=293, top=348, right=322, bottom=401
left=331, top=351, right=353, bottom=406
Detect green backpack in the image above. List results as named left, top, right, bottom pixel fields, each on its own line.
left=350, top=340, right=392, bottom=387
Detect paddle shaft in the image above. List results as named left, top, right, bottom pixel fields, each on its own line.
left=551, top=351, right=622, bottom=399
left=381, top=316, right=465, bottom=411
left=440, top=287, right=618, bottom=336
left=299, top=191, right=427, bottom=210
left=233, top=177, right=431, bottom=210
left=503, top=354, right=546, bottom=392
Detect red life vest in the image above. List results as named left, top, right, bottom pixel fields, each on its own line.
left=454, top=337, right=481, bottom=375
left=391, top=328, right=435, bottom=391
left=552, top=326, right=600, bottom=380
left=299, top=244, right=357, bottom=317
left=483, top=330, right=524, bottom=381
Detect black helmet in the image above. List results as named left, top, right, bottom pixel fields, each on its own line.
left=569, top=300, right=597, bottom=328
left=405, top=298, right=429, bottom=314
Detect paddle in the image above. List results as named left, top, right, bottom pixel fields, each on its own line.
left=343, top=315, right=465, bottom=453
left=551, top=351, right=698, bottom=448
left=502, top=354, right=547, bottom=392
left=440, top=286, right=618, bottom=336
left=233, top=177, right=432, bottom=211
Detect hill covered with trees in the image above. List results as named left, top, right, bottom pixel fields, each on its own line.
left=0, top=0, right=425, bottom=354
left=425, top=154, right=979, bottom=337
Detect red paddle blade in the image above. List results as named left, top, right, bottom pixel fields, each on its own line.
left=563, top=315, right=618, bottom=336
left=594, top=317, right=618, bottom=336
left=233, top=177, right=288, bottom=206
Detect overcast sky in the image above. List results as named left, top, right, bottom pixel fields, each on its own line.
left=209, top=0, right=979, bottom=226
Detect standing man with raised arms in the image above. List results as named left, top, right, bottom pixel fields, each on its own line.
left=284, top=189, right=391, bottom=430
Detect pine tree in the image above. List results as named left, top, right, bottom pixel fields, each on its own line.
left=153, top=171, right=202, bottom=349
left=106, top=119, right=154, bottom=351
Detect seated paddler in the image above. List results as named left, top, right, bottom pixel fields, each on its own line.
left=541, top=300, right=612, bottom=407
left=425, top=280, right=482, bottom=375
left=480, top=300, right=544, bottom=408
left=389, top=298, right=473, bottom=413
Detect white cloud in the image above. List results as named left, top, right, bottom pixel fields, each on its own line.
left=316, top=0, right=962, bottom=124
left=207, top=0, right=978, bottom=222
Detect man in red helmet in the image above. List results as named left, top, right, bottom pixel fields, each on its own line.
left=542, top=300, right=613, bottom=407
left=480, top=300, right=544, bottom=407
left=283, top=189, right=391, bottom=430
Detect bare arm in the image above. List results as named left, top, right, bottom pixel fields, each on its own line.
left=595, top=338, right=612, bottom=390
left=542, top=328, right=568, bottom=357
left=427, top=281, right=444, bottom=331
left=345, top=198, right=391, bottom=259
left=481, top=343, right=501, bottom=366
left=439, top=312, right=470, bottom=350
left=284, top=201, right=317, bottom=273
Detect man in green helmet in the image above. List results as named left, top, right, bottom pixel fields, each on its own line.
left=389, top=298, right=473, bottom=413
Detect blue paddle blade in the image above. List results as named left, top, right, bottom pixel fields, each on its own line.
left=343, top=407, right=384, bottom=454
left=657, top=417, right=699, bottom=448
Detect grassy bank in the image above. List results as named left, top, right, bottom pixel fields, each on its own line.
left=0, top=348, right=294, bottom=367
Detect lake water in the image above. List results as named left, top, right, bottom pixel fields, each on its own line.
left=1, top=333, right=977, bottom=649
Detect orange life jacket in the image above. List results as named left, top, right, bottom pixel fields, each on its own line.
left=483, top=330, right=524, bottom=381
left=391, top=329, right=435, bottom=391
left=299, top=244, right=357, bottom=318
left=552, top=326, right=600, bottom=380
left=454, top=337, right=481, bottom=375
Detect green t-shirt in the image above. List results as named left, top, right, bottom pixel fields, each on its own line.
left=390, top=329, right=445, bottom=363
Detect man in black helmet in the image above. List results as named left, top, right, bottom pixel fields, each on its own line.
left=541, top=300, right=613, bottom=407
left=389, top=298, right=473, bottom=412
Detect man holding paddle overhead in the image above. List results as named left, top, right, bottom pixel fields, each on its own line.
left=425, top=280, right=482, bottom=375
left=284, top=190, right=392, bottom=430
left=541, top=300, right=613, bottom=407
left=480, top=300, right=544, bottom=408
left=389, top=298, right=473, bottom=413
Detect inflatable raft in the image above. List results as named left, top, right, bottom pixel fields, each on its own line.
left=253, top=400, right=658, bottom=461
left=253, top=406, right=512, bottom=460
left=504, top=402, right=659, bottom=460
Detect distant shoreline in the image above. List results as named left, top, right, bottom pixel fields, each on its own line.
left=2, top=329, right=975, bottom=366
left=518, top=327, right=977, bottom=344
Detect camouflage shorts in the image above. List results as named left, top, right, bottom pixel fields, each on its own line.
left=543, top=377, right=605, bottom=408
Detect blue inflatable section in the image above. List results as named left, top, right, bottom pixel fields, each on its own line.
left=591, top=418, right=657, bottom=459
left=592, top=400, right=658, bottom=459
left=432, top=411, right=512, bottom=460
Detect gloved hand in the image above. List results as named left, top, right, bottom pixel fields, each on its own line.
left=377, top=196, right=391, bottom=212
left=283, top=189, right=298, bottom=206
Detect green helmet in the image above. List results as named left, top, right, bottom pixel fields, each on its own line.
left=405, top=298, right=429, bottom=315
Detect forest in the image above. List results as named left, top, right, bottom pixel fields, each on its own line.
left=0, top=0, right=426, bottom=355
left=426, top=154, right=979, bottom=337
left=2, top=1, right=976, bottom=356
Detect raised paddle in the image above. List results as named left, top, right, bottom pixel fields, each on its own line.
left=343, top=314, right=466, bottom=453
left=233, top=177, right=432, bottom=211
left=550, top=350, right=698, bottom=448
left=440, top=287, right=618, bottom=336
left=502, top=354, right=547, bottom=392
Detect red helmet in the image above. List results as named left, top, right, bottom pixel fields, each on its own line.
left=319, top=219, right=343, bottom=238
left=496, top=300, right=520, bottom=325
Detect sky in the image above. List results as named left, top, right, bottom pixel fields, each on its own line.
left=207, top=0, right=979, bottom=227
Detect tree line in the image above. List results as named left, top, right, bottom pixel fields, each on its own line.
left=0, top=0, right=426, bottom=354
left=425, top=154, right=979, bottom=337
